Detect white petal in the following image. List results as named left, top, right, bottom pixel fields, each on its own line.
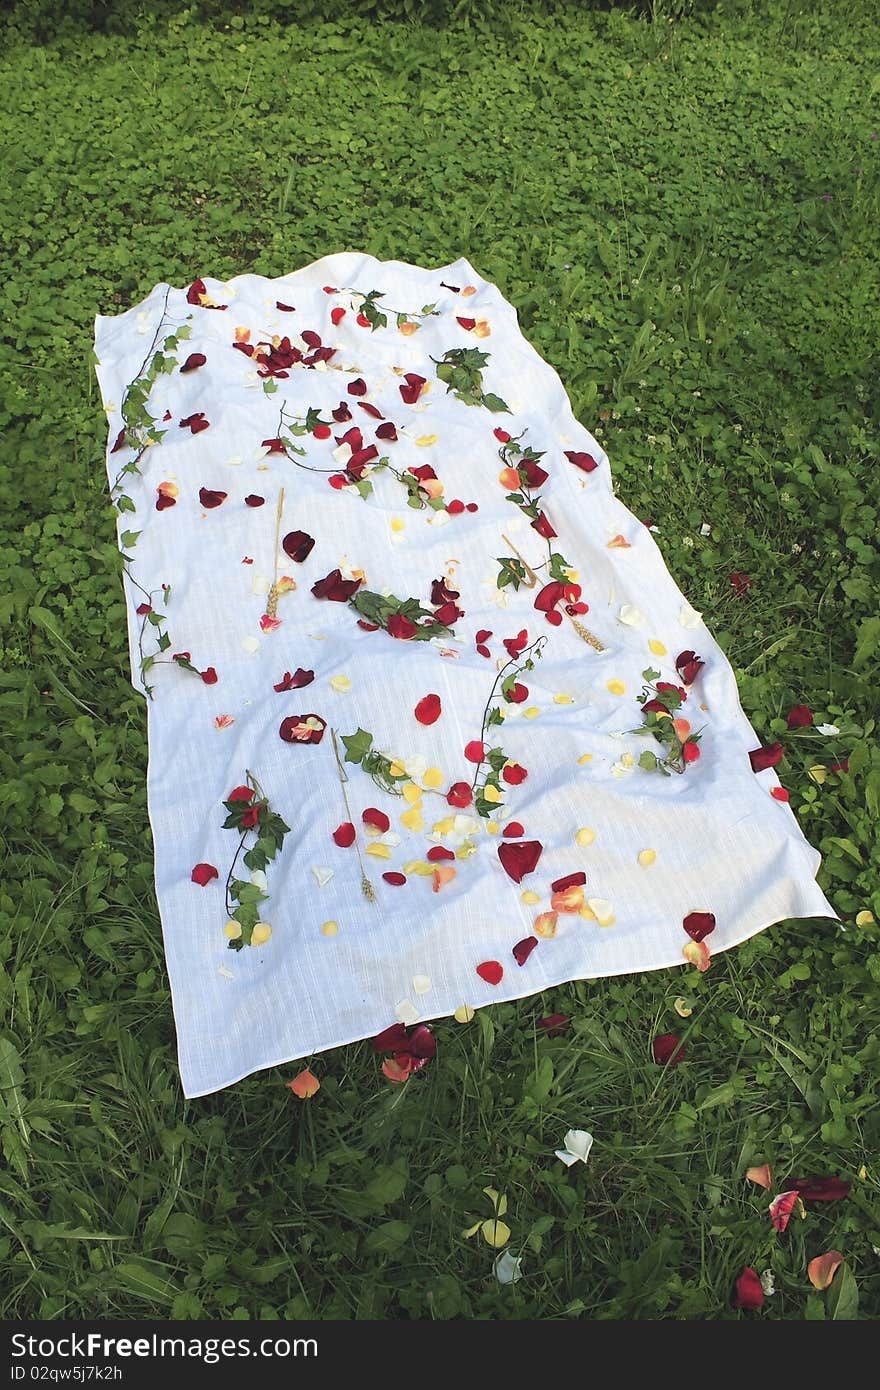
left=311, top=866, right=333, bottom=888
left=395, top=998, right=420, bottom=1026
left=554, top=1149, right=580, bottom=1167
left=618, top=604, right=643, bottom=627
left=563, top=1129, right=594, bottom=1162
left=493, top=1251, right=523, bottom=1285
left=332, top=442, right=353, bottom=464
left=679, top=604, right=702, bottom=628
left=817, top=723, right=840, bottom=736
left=249, top=870, right=268, bottom=893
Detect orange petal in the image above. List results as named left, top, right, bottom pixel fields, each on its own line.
left=551, top=885, right=585, bottom=914
left=746, top=1163, right=773, bottom=1191
left=432, top=864, right=457, bottom=893
left=498, top=467, right=521, bottom=490
left=381, top=1058, right=412, bottom=1084
left=287, top=1067, right=320, bottom=1099
left=534, top=911, right=558, bottom=938
left=607, top=533, right=631, bottom=549
left=807, top=1250, right=843, bottom=1290
left=672, top=717, right=691, bottom=741
left=682, top=939, right=711, bottom=972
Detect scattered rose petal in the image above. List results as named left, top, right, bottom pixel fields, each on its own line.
left=673, top=997, right=693, bottom=1018
left=817, top=723, right=840, bottom=737
left=512, top=936, right=538, bottom=966
left=279, top=713, right=326, bottom=744
left=682, top=939, right=711, bottom=971
left=191, top=862, right=218, bottom=886
left=213, top=714, right=234, bottom=729
left=363, top=807, right=390, bottom=833
left=551, top=871, right=587, bottom=893
left=287, top=1068, right=320, bottom=1099
left=332, top=822, right=356, bottom=848
left=749, top=742, right=784, bottom=773
left=769, top=1191, right=800, bottom=1233
left=730, top=571, right=752, bottom=597
left=733, top=1268, right=764, bottom=1311
left=282, top=530, right=315, bottom=563
left=497, top=840, right=543, bottom=883
left=555, top=1129, right=594, bottom=1167
left=503, top=821, right=525, bottom=838
left=652, top=1033, right=685, bottom=1067
left=464, top=740, right=485, bottom=763
left=274, top=668, right=314, bottom=692
left=199, top=487, right=226, bottom=509
left=383, top=871, right=407, bottom=886
left=477, top=960, right=504, bottom=986
left=564, top=450, right=599, bottom=473
left=415, top=693, right=442, bottom=725
left=683, top=910, right=716, bottom=942
left=447, top=782, right=473, bottom=808
left=181, top=412, right=210, bottom=434
left=180, top=352, right=207, bottom=373
left=454, top=1004, right=475, bottom=1024
left=493, top=1250, right=523, bottom=1285
left=311, top=866, right=333, bottom=888
left=537, top=1013, right=569, bottom=1034
left=771, top=786, right=790, bottom=802
left=787, top=704, right=813, bottom=728
left=807, top=1251, right=843, bottom=1291
left=432, top=864, right=456, bottom=892
left=789, top=1177, right=851, bottom=1203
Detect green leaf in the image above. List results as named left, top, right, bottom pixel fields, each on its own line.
left=116, top=494, right=136, bottom=514
left=826, top=1263, right=859, bottom=1320
left=364, top=1220, right=411, bottom=1254
left=639, top=750, right=658, bottom=770
left=341, top=727, right=373, bottom=764
left=482, top=392, right=510, bottom=413
left=120, top=529, right=141, bottom=548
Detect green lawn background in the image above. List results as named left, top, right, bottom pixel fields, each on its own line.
left=0, top=0, right=878, bottom=1319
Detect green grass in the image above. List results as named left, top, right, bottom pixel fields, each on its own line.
left=0, top=0, right=878, bottom=1319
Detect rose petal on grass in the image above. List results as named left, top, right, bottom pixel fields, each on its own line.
left=746, top=1164, right=773, bottom=1191
left=652, top=1033, right=685, bottom=1067
left=733, top=1267, right=764, bottom=1311
left=789, top=1177, right=851, bottom=1202
left=287, top=1067, right=320, bottom=1099
left=769, top=1191, right=800, bottom=1233
left=807, top=1251, right=843, bottom=1290
left=555, top=1129, right=594, bottom=1166
left=682, top=939, right=711, bottom=971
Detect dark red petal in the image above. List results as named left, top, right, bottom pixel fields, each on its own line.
left=332, top=402, right=353, bottom=422
left=551, top=871, right=587, bottom=893
left=497, top=840, right=543, bottom=884
left=476, top=644, right=491, bottom=659
left=446, top=782, right=472, bottom=808
left=501, top=763, right=528, bottom=785
left=513, top=936, right=538, bottom=967
left=300, top=329, right=322, bottom=348
left=199, top=488, right=227, bottom=509
left=531, top=512, right=557, bottom=540
left=245, top=494, right=265, bottom=507
left=110, top=428, right=128, bottom=453
left=564, top=450, right=599, bottom=473
left=427, top=846, right=455, bottom=862
left=407, top=1024, right=436, bottom=1060
left=186, top=278, right=206, bottom=304
left=279, top=714, right=326, bottom=745
left=375, top=422, right=398, bottom=441
left=347, top=377, right=367, bottom=396
left=476, top=960, right=504, bottom=986
left=652, top=1033, right=685, bottom=1067
left=136, top=602, right=152, bottom=616
left=387, top=613, right=416, bottom=640
left=503, top=822, right=525, bottom=838
left=358, top=401, right=384, bottom=419
left=537, top=1012, right=569, bottom=1034
left=683, top=910, right=716, bottom=941
left=732, top=1268, right=764, bottom=1311
left=414, top=693, right=442, bottom=725
left=476, top=629, right=493, bottom=644
left=200, top=667, right=218, bottom=685
left=749, top=742, right=784, bottom=773
left=333, top=822, right=356, bottom=847
left=789, top=1177, right=851, bottom=1202
left=363, top=808, right=390, bottom=832
left=190, top=862, right=218, bottom=886
left=786, top=704, right=813, bottom=728
left=433, top=601, right=461, bottom=627
left=382, top=871, right=407, bottom=886
left=180, top=352, right=207, bottom=373
left=311, top=569, right=361, bottom=602
left=456, top=316, right=476, bottom=330
left=276, top=301, right=295, bottom=311
left=282, top=530, right=315, bottom=563
left=240, top=805, right=260, bottom=829
left=373, top=1022, right=410, bottom=1053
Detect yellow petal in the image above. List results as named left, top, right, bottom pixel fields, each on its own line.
left=523, top=706, right=540, bottom=719
left=485, top=820, right=500, bottom=836
left=534, top=911, right=558, bottom=938
left=422, top=767, right=444, bottom=789
left=432, top=816, right=455, bottom=835
left=390, top=517, right=405, bottom=533
left=855, top=910, right=875, bottom=927
left=224, top=920, right=242, bottom=940
left=481, top=783, right=502, bottom=803
left=409, top=860, right=435, bottom=877
left=674, top=996, right=693, bottom=1018
left=402, top=781, right=423, bottom=805
left=682, top=939, right=711, bottom=972
left=808, top=765, right=827, bottom=784
left=637, top=848, right=657, bottom=867
left=606, top=679, right=626, bottom=696
left=400, top=807, right=424, bottom=831
left=456, top=839, right=477, bottom=860
left=462, top=1223, right=481, bottom=1239
left=329, top=674, right=351, bottom=693
left=578, top=904, right=596, bottom=920
left=520, top=890, right=540, bottom=905
left=587, top=897, right=614, bottom=926
left=554, top=693, right=574, bottom=705
left=482, top=1187, right=508, bottom=1215
left=648, top=638, right=668, bottom=656
left=480, top=1218, right=510, bottom=1249
left=251, top=922, right=272, bottom=946
left=320, top=920, right=339, bottom=937
left=564, top=568, right=580, bottom=582
left=454, top=1004, right=475, bottom=1024
left=366, top=842, right=391, bottom=859
left=416, top=433, right=439, bottom=446
left=389, top=760, right=407, bottom=777
left=577, top=753, right=593, bottom=765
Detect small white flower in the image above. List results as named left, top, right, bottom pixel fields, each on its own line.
left=494, top=1250, right=524, bottom=1285
left=555, top=1129, right=594, bottom=1167
left=817, top=723, right=840, bottom=736
left=760, top=1269, right=776, bottom=1297
left=700, top=522, right=712, bottom=537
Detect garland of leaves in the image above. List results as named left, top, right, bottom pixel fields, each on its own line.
left=471, top=635, right=547, bottom=817
left=627, top=668, right=703, bottom=775
left=432, top=347, right=509, bottom=412
left=349, top=589, right=458, bottom=641
left=222, top=772, right=291, bottom=949
left=339, top=287, right=441, bottom=332
left=338, top=727, right=411, bottom=796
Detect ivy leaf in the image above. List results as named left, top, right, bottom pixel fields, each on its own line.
left=482, top=393, right=510, bottom=413
left=341, top=727, right=374, bottom=765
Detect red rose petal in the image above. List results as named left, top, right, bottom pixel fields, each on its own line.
left=545, top=609, right=563, bottom=626
left=683, top=740, right=701, bottom=763
left=387, top=613, right=417, bottom=640
left=279, top=714, right=326, bottom=744
left=502, top=822, right=525, bottom=838
left=191, top=862, right=218, bottom=886
left=512, top=936, right=538, bottom=967
left=506, top=682, right=528, bottom=703
left=332, top=822, right=356, bottom=848
left=476, top=629, right=492, bottom=644
left=312, top=424, right=332, bottom=440
left=261, top=437, right=287, bottom=455
left=414, top=693, right=442, bottom=726
left=749, top=742, right=784, bottom=773
left=282, top=530, right=315, bottom=563
left=136, top=602, right=152, bottom=616
left=227, top=785, right=254, bottom=802
left=476, top=960, right=504, bottom=986
left=464, top=740, right=485, bottom=764
left=447, top=499, right=465, bottom=515
left=551, top=871, right=587, bottom=893
left=652, top=1033, right=685, bottom=1067
left=789, top=1177, right=851, bottom=1203
left=181, top=412, right=210, bottom=434
left=200, top=667, right=218, bottom=685
left=180, top=352, right=207, bottom=373
left=363, top=808, right=390, bottom=832
left=330, top=306, right=346, bottom=325
left=535, top=581, right=565, bottom=613
left=358, top=401, right=384, bottom=420
left=683, top=910, right=716, bottom=941
left=786, top=704, right=813, bottom=728
left=331, top=403, right=352, bottom=422
left=276, top=301, right=295, bottom=311
left=382, top=871, right=407, bottom=886
left=357, top=312, right=370, bottom=327
left=769, top=1191, right=799, bottom=1232
left=347, top=377, right=368, bottom=396
left=456, top=316, right=476, bottom=330
left=427, top=846, right=455, bottom=862
left=771, top=786, right=790, bottom=802
left=502, top=762, right=527, bottom=785
left=476, top=644, right=491, bottom=659
left=564, top=450, right=599, bottom=473
left=494, top=428, right=511, bottom=442
left=110, top=428, right=128, bottom=453
left=245, top=494, right=265, bottom=507
left=273, top=668, right=314, bottom=692
left=733, top=1268, right=764, bottom=1311
left=446, top=782, right=472, bottom=808
left=311, top=569, right=362, bottom=602
left=497, top=840, right=543, bottom=883
left=199, top=488, right=227, bottom=509
left=537, top=1012, right=569, bottom=1034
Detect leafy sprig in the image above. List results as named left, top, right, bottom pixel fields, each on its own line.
left=350, top=590, right=457, bottom=641
left=223, top=772, right=290, bottom=949
left=432, top=347, right=509, bottom=412
left=627, top=668, right=704, bottom=775
left=339, top=727, right=410, bottom=796
left=471, top=636, right=547, bottom=817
